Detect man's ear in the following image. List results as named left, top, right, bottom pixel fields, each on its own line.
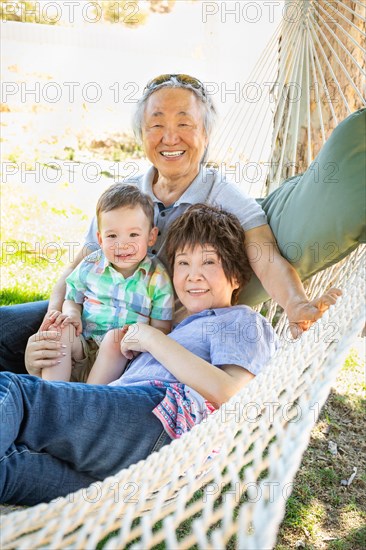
left=97, top=232, right=103, bottom=247
left=148, top=226, right=159, bottom=246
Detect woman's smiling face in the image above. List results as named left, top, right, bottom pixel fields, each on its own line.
left=173, top=244, right=239, bottom=314
left=141, top=87, right=208, bottom=182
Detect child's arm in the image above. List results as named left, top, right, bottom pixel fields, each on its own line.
left=41, top=245, right=95, bottom=330
left=45, top=258, right=85, bottom=336
left=121, top=324, right=254, bottom=408
left=87, top=327, right=129, bottom=385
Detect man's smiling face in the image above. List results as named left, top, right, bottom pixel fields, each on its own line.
left=142, top=87, right=208, bottom=183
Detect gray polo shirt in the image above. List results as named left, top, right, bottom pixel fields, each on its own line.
left=84, top=165, right=267, bottom=269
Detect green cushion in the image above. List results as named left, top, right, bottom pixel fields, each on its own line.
left=240, top=108, right=366, bottom=306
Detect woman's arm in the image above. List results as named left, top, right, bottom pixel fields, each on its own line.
left=245, top=225, right=341, bottom=336
left=25, top=330, right=65, bottom=376
left=121, top=324, right=254, bottom=407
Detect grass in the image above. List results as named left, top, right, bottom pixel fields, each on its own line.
left=0, top=288, right=48, bottom=305
left=328, top=527, right=366, bottom=550
left=275, top=346, right=366, bottom=550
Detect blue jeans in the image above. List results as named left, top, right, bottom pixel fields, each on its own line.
left=0, top=372, right=170, bottom=505
left=0, top=300, right=49, bottom=374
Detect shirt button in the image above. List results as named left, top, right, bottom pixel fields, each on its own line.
left=152, top=249, right=157, bottom=255
left=161, top=212, right=165, bottom=217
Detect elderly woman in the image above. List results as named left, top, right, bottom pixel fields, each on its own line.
left=1, top=74, right=365, bottom=375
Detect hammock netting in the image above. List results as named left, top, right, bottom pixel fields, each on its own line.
left=1, top=0, right=365, bottom=547
left=209, top=0, right=366, bottom=195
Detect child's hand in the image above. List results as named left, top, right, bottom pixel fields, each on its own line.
left=41, top=309, right=63, bottom=331
left=120, top=323, right=157, bottom=360
left=62, top=313, right=83, bottom=336
left=47, top=311, right=83, bottom=337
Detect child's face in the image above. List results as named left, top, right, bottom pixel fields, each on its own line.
left=97, top=205, right=157, bottom=277
left=173, top=244, right=239, bottom=314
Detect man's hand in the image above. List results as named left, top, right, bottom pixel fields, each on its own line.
left=25, top=330, right=65, bottom=376
left=120, top=323, right=157, bottom=360
left=245, top=226, right=343, bottom=339
left=286, top=287, right=342, bottom=338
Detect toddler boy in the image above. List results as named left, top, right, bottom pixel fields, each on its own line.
left=42, top=184, right=173, bottom=384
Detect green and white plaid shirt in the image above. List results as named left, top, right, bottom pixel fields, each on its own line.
left=65, top=250, right=174, bottom=344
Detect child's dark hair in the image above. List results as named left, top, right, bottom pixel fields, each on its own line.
left=96, top=184, right=154, bottom=229
left=165, top=204, right=252, bottom=305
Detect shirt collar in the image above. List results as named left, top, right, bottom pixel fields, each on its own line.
left=140, top=166, right=158, bottom=201
left=136, top=255, right=153, bottom=274
left=98, top=252, right=110, bottom=272
left=99, top=252, right=152, bottom=277
left=140, top=165, right=214, bottom=206
left=175, top=306, right=240, bottom=329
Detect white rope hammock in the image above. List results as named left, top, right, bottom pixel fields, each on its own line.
left=1, top=247, right=365, bottom=549
left=1, top=1, right=365, bottom=547
left=209, top=0, right=366, bottom=196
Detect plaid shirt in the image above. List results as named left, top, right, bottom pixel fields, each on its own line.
left=65, top=250, right=174, bottom=344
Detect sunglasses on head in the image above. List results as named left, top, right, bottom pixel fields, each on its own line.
left=144, top=74, right=206, bottom=96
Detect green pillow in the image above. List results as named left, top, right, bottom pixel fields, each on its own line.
left=240, top=108, right=366, bottom=306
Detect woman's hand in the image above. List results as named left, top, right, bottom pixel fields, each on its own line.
left=286, top=287, right=342, bottom=337
left=120, top=323, right=158, bottom=360
left=25, top=330, right=65, bottom=377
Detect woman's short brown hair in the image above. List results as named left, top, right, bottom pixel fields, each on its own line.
left=165, top=204, right=252, bottom=305
left=96, top=184, right=154, bottom=229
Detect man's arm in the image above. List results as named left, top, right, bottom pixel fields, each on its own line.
left=245, top=224, right=341, bottom=335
